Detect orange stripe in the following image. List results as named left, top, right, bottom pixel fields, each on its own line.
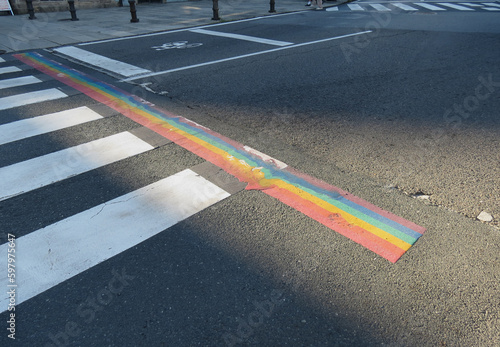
left=264, top=186, right=405, bottom=262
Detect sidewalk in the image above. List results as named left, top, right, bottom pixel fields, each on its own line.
left=0, top=0, right=348, bottom=53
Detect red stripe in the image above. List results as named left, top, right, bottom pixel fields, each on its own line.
left=264, top=186, right=406, bottom=263
left=14, top=53, right=421, bottom=263
left=285, top=166, right=425, bottom=235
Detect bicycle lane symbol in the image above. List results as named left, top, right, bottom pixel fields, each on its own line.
left=151, top=41, right=203, bottom=51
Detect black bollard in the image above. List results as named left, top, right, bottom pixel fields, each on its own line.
left=212, top=0, right=220, bottom=20
left=269, top=0, right=276, bottom=13
left=68, top=0, right=79, bottom=21
left=26, top=0, right=36, bottom=20
left=128, top=0, right=139, bottom=22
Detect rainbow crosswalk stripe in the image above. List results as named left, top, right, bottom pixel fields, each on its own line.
left=15, top=52, right=425, bottom=263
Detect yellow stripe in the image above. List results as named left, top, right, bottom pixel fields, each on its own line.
left=27, top=55, right=414, bottom=256
left=98, top=91, right=409, bottom=250
left=261, top=176, right=411, bottom=251
left=131, top=104, right=409, bottom=250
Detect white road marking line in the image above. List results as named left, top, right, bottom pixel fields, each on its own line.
left=369, top=3, right=392, bottom=11
left=461, top=2, right=500, bottom=10
left=0, top=75, right=42, bottom=90
left=0, top=169, right=230, bottom=311
left=243, top=145, right=288, bottom=169
left=0, top=57, right=6, bottom=63
left=326, top=6, right=339, bottom=11
left=0, top=131, right=154, bottom=201
left=480, top=2, right=500, bottom=10
left=0, top=66, right=21, bottom=75
left=0, top=106, right=103, bottom=145
left=190, top=28, right=293, bottom=46
left=392, top=3, right=419, bottom=11
left=413, top=3, right=447, bottom=10
left=77, top=12, right=299, bottom=46
left=347, top=3, right=365, bottom=10
left=437, top=2, right=475, bottom=10
left=122, top=31, right=372, bottom=82
left=0, top=88, right=67, bottom=111
left=53, top=46, right=152, bottom=78
left=483, top=2, right=500, bottom=7
left=459, top=2, right=483, bottom=6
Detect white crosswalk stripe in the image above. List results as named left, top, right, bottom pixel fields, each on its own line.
left=460, top=2, right=500, bottom=10
left=460, top=2, right=485, bottom=6
left=0, top=66, right=22, bottom=75
left=53, top=46, right=152, bottom=78
left=0, top=169, right=230, bottom=310
left=392, top=2, right=419, bottom=10
left=0, top=132, right=154, bottom=201
left=480, top=2, right=500, bottom=9
left=369, top=3, right=392, bottom=11
left=347, top=3, right=365, bottom=10
left=413, top=2, right=447, bottom=10
left=0, top=75, right=43, bottom=90
left=0, top=106, right=103, bottom=145
left=0, top=88, right=68, bottom=111
left=437, top=2, right=475, bottom=10
left=0, top=60, right=238, bottom=313
left=327, top=1, right=499, bottom=12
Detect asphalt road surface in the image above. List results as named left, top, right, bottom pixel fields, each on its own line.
left=51, top=2, right=500, bottom=226
left=1, top=3, right=499, bottom=346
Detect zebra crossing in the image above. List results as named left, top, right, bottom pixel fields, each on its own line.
left=0, top=55, right=240, bottom=312
left=326, top=1, right=500, bottom=12
left=0, top=50, right=427, bottom=314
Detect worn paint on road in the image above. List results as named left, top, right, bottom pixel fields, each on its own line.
left=15, top=52, right=426, bottom=262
